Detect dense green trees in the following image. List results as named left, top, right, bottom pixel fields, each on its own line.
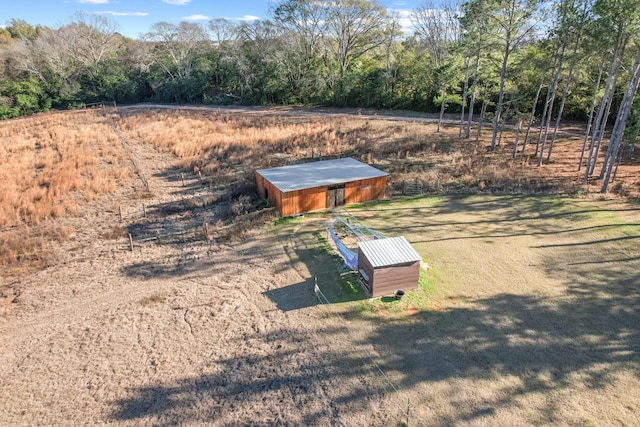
left=1, top=0, right=639, bottom=189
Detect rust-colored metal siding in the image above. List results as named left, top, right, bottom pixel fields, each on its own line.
left=256, top=172, right=387, bottom=216
left=255, top=172, right=282, bottom=214
left=345, top=176, right=387, bottom=205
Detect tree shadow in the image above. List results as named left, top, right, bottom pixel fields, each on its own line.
left=110, top=277, right=640, bottom=425
left=112, top=195, right=640, bottom=424
left=263, top=280, right=316, bottom=312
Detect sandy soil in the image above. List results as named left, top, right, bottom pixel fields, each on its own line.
left=2, top=107, right=638, bottom=426
left=0, top=123, right=399, bottom=426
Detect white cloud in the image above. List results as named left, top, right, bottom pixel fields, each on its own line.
left=239, top=15, right=260, bottom=22
left=78, top=0, right=110, bottom=4
left=387, top=8, right=415, bottom=35
left=182, top=14, right=210, bottom=21
left=162, top=0, right=190, bottom=5
left=95, top=11, right=149, bottom=16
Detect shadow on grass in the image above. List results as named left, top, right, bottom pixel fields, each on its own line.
left=112, top=195, right=640, bottom=425
left=110, top=279, right=640, bottom=425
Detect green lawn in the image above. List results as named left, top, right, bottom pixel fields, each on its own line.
left=277, top=194, right=640, bottom=425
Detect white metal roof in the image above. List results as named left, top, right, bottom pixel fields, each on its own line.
left=256, top=157, right=388, bottom=193
left=358, top=236, right=422, bottom=268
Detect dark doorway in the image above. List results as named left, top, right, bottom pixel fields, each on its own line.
left=327, top=184, right=346, bottom=209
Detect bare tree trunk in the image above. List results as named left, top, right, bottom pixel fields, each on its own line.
left=591, top=67, right=622, bottom=175
left=476, top=98, right=488, bottom=144
left=546, top=63, right=575, bottom=162
left=465, top=49, right=481, bottom=139
left=578, top=65, right=604, bottom=171
left=537, top=45, right=565, bottom=166
left=584, top=31, right=625, bottom=181
left=491, top=38, right=511, bottom=151
left=437, top=89, right=446, bottom=132
left=534, top=90, right=552, bottom=157
left=459, top=57, right=471, bottom=137
left=601, top=49, right=640, bottom=192
left=498, top=100, right=512, bottom=147
left=512, top=119, right=523, bottom=159
left=522, top=78, right=544, bottom=153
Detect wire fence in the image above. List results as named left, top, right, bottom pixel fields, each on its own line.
left=120, top=206, right=276, bottom=250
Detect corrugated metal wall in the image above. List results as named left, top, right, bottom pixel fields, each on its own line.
left=358, top=247, right=420, bottom=297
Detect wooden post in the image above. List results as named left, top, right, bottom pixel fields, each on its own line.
left=128, top=233, right=134, bottom=251
left=311, top=147, right=314, bottom=159
left=181, top=173, right=185, bottom=187
left=198, top=170, right=202, bottom=182
left=156, top=230, right=161, bottom=244
left=143, top=204, right=146, bottom=218
left=204, top=221, right=209, bottom=240
left=119, top=206, right=123, bottom=222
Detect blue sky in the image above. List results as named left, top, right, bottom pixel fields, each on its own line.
left=3, top=0, right=424, bottom=39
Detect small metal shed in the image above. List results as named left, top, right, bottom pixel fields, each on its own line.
left=357, top=236, right=422, bottom=298
left=255, top=158, right=388, bottom=216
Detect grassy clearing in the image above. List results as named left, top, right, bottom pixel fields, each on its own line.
left=288, top=194, right=640, bottom=425
left=3, top=106, right=639, bottom=270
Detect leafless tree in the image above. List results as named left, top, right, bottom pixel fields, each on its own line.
left=143, top=21, right=210, bottom=80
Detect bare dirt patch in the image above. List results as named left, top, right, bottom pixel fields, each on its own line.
left=1, top=106, right=639, bottom=425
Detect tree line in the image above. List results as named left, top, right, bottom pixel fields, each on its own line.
left=1, top=0, right=639, bottom=191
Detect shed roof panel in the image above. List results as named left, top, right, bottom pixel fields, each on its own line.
left=358, top=236, right=422, bottom=268
left=256, top=158, right=388, bottom=193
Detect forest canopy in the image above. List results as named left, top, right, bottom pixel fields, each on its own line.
left=1, top=0, right=640, bottom=191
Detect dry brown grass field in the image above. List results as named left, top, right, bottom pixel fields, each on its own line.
left=0, top=105, right=639, bottom=425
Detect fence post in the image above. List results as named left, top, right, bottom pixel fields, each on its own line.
left=143, top=204, right=146, bottom=218
left=128, top=233, right=134, bottom=252
left=406, top=398, right=410, bottom=426
left=119, top=206, right=123, bottom=222
left=181, top=173, right=185, bottom=187
left=204, top=221, right=209, bottom=240
left=156, top=230, right=161, bottom=245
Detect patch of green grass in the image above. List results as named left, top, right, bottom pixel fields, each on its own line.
left=334, top=271, right=366, bottom=301
left=352, top=268, right=435, bottom=318
left=346, top=194, right=445, bottom=211
left=271, top=214, right=306, bottom=230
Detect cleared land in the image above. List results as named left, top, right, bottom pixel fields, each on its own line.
left=0, top=107, right=639, bottom=425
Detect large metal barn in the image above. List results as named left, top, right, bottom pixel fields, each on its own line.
left=255, top=158, right=388, bottom=216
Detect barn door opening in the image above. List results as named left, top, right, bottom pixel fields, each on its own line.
left=327, top=184, right=346, bottom=209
